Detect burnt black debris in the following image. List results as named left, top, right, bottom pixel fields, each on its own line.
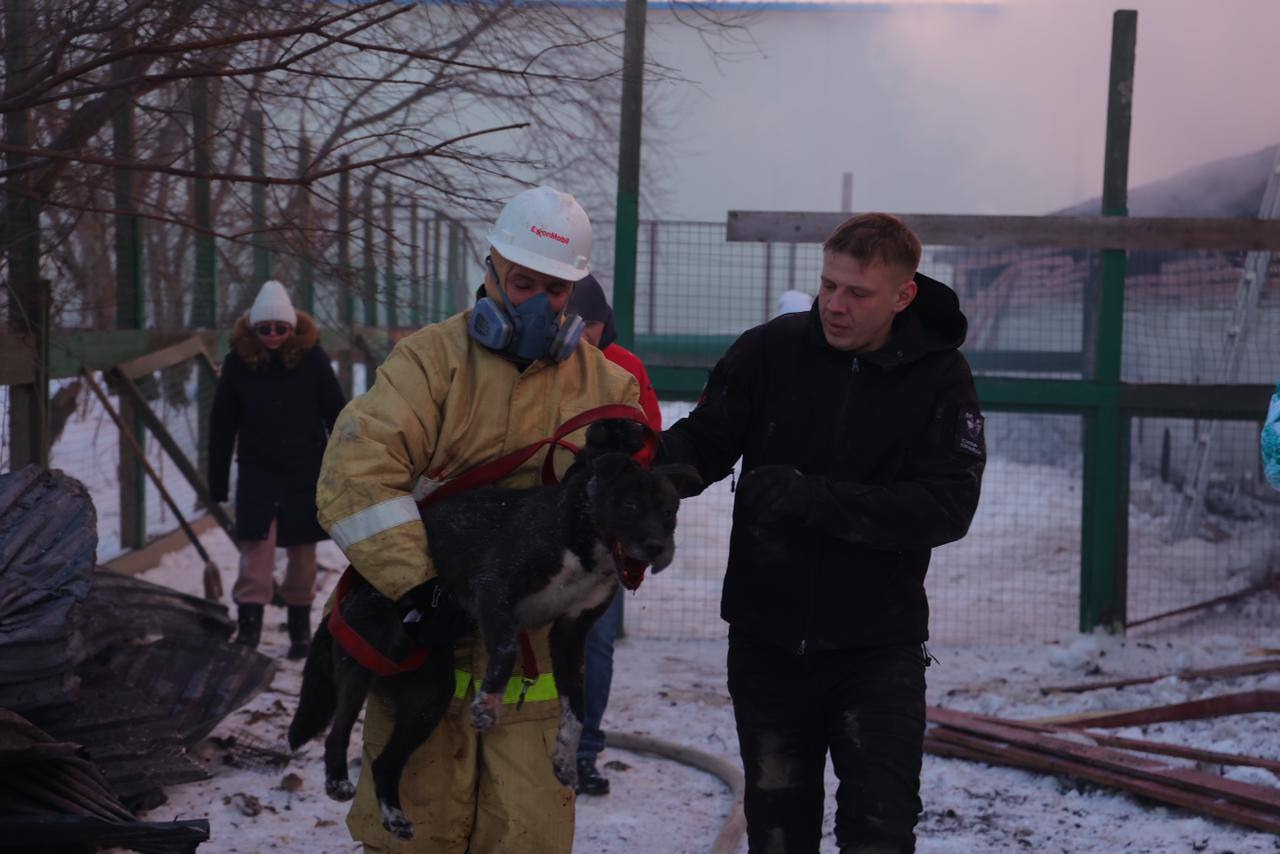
left=1, top=465, right=278, bottom=848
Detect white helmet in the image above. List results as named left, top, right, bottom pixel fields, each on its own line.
left=487, top=186, right=592, bottom=282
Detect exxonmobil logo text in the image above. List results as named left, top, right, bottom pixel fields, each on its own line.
left=530, top=225, right=570, bottom=245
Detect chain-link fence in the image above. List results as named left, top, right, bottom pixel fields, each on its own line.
left=608, top=229, right=1279, bottom=645
left=5, top=218, right=1278, bottom=643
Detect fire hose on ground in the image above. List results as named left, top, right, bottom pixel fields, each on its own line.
left=605, top=731, right=746, bottom=854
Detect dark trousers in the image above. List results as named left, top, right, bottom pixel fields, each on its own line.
left=727, top=628, right=928, bottom=854
left=577, top=591, right=623, bottom=761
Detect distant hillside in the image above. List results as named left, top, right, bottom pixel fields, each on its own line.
left=1056, top=143, right=1277, bottom=218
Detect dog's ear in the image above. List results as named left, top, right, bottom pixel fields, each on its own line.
left=653, top=463, right=703, bottom=499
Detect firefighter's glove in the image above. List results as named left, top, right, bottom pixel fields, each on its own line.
left=398, top=578, right=473, bottom=647
left=736, top=465, right=812, bottom=525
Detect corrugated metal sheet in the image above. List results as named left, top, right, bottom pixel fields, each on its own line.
left=0, top=467, right=97, bottom=713
left=0, top=708, right=209, bottom=853
left=0, top=465, right=277, bottom=840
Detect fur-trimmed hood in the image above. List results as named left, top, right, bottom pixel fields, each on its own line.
left=232, top=310, right=319, bottom=370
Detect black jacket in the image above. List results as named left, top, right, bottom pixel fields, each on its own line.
left=208, top=312, right=347, bottom=544
left=659, top=275, right=985, bottom=652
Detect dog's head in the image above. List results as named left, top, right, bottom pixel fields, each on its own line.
left=585, top=453, right=702, bottom=588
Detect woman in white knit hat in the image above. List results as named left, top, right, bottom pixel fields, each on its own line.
left=208, top=279, right=347, bottom=657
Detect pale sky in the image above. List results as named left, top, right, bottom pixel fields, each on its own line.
left=639, top=0, right=1280, bottom=219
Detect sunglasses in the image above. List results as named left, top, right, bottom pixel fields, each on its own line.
left=255, top=322, right=291, bottom=336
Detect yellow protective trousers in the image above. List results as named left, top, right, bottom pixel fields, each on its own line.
left=346, top=629, right=575, bottom=854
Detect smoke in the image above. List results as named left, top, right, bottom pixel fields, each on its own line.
left=644, top=0, right=1280, bottom=218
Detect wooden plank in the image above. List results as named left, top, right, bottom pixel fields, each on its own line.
left=928, top=706, right=1280, bottom=813
left=988, top=717, right=1280, bottom=774
left=113, top=335, right=209, bottom=380
left=1031, top=691, right=1280, bottom=727
left=101, top=514, right=221, bottom=573
left=1047, top=690, right=1280, bottom=729
left=99, top=515, right=218, bottom=579
left=1041, top=658, right=1280, bottom=695
left=1, top=330, right=219, bottom=384
left=925, top=729, right=1280, bottom=834
left=727, top=211, right=1280, bottom=251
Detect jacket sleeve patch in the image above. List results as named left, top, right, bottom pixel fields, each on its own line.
left=954, top=407, right=986, bottom=458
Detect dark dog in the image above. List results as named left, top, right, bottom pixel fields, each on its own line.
left=288, top=422, right=699, bottom=840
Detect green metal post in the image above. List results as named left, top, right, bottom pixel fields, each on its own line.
left=191, top=78, right=217, bottom=478
left=298, top=135, right=315, bottom=315
left=611, top=0, right=648, bottom=352
left=1080, top=9, right=1136, bottom=633
left=250, top=110, right=270, bottom=284
left=114, top=35, right=145, bottom=548
left=383, top=184, right=399, bottom=329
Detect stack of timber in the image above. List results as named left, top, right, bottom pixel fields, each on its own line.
left=926, top=702, right=1280, bottom=833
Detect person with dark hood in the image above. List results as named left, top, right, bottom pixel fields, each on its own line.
left=209, top=279, right=347, bottom=658
left=656, top=213, right=986, bottom=853
left=565, top=275, right=661, bottom=796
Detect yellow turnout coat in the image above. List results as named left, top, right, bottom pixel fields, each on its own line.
left=316, top=311, right=640, bottom=852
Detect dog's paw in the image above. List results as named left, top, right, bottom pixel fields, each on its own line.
left=552, top=750, right=578, bottom=788
left=325, top=778, right=356, bottom=801
left=380, top=803, right=415, bottom=841
left=551, top=700, right=583, bottom=787
left=471, top=692, right=501, bottom=732
left=584, top=419, right=646, bottom=456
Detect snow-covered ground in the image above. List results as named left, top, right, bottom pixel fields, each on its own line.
left=111, top=507, right=1280, bottom=854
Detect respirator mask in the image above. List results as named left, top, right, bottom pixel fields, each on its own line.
left=468, top=258, right=585, bottom=362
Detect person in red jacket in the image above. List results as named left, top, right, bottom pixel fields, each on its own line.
left=567, top=275, right=661, bottom=795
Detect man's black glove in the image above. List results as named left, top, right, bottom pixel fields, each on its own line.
left=735, top=465, right=812, bottom=525
left=398, top=578, right=473, bottom=647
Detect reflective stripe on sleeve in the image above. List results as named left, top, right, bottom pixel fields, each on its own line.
left=328, top=495, right=421, bottom=551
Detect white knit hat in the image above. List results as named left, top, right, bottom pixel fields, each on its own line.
left=774, top=289, right=812, bottom=318
left=249, top=280, right=297, bottom=326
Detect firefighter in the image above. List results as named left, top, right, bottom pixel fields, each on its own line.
left=316, top=186, right=640, bottom=853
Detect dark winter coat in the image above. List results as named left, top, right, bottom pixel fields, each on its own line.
left=658, top=274, right=985, bottom=652
left=209, top=311, right=347, bottom=546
